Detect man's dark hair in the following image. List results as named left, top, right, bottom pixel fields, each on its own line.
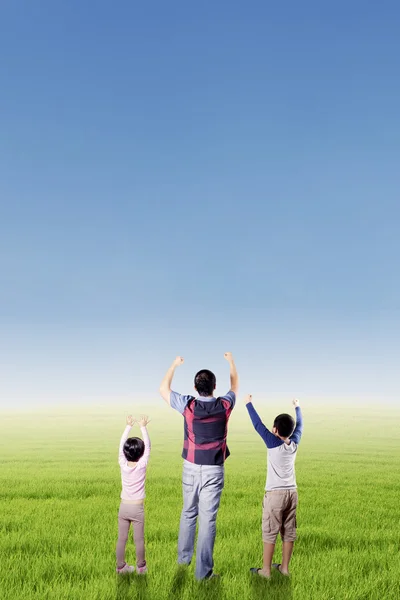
left=123, top=437, right=145, bottom=462
left=273, top=414, right=295, bottom=438
left=194, top=369, right=216, bottom=397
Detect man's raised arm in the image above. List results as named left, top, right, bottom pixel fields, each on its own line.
left=224, top=352, right=239, bottom=394
left=159, top=356, right=184, bottom=405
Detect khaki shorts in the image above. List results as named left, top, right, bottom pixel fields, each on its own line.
left=262, top=489, right=298, bottom=544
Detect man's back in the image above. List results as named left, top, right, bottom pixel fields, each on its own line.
left=172, top=391, right=235, bottom=465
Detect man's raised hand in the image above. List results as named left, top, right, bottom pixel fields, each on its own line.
left=292, top=398, right=300, bottom=408
left=173, top=356, right=184, bottom=367
left=244, top=394, right=253, bottom=405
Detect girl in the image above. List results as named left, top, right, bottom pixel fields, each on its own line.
left=116, top=414, right=151, bottom=574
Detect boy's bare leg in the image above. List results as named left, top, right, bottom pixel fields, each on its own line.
left=260, top=542, right=275, bottom=577
left=280, top=541, right=294, bottom=574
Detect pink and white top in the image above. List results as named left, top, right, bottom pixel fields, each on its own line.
left=118, top=425, right=151, bottom=501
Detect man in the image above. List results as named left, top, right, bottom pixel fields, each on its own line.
left=159, top=353, right=239, bottom=580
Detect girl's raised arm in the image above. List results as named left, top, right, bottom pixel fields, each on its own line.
left=118, top=416, right=134, bottom=466
left=136, top=415, right=151, bottom=468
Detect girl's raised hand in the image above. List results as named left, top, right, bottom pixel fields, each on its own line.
left=126, top=415, right=136, bottom=426
left=137, top=415, right=151, bottom=427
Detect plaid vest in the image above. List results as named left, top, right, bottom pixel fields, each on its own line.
left=182, top=397, right=233, bottom=465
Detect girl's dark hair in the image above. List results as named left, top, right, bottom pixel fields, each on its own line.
left=123, top=437, right=145, bottom=462
left=194, top=369, right=216, bottom=397
left=273, top=414, right=295, bottom=438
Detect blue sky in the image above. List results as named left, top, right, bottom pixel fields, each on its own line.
left=1, top=1, right=399, bottom=407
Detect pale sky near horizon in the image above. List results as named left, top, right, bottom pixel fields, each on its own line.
left=1, top=2, right=399, bottom=409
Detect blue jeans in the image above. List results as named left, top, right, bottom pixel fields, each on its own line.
left=178, top=461, right=225, bottom=580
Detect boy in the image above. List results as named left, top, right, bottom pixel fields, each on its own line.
left=245, top=394, right=303, bottom=578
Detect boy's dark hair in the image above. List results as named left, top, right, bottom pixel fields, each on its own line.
left=194, top=369, right=216, bottom=397
left=274, top=414, right=295, bottom=438
left=123, top=437, right=145, bottom=462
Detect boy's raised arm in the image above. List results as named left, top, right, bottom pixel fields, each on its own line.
left=245, top=395, right=283, bottom=449
left=290, top=398, right=303, bottom=444
left=118, top=416, right=134, bottom=465
left=159, top=356, right=184, bottom=405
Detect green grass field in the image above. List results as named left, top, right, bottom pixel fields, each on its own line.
left=1, top=402, right=399, bottom=600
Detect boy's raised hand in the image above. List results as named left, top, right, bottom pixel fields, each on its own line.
left=137, top=415, right=151, bottom=427
left=244, top=394, right=253, bottom=404
left=126, top=415, right=136, bottom=426
left=292, top=398, right=300, bottom=407
left=224, top=352, right=234, bottom=362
